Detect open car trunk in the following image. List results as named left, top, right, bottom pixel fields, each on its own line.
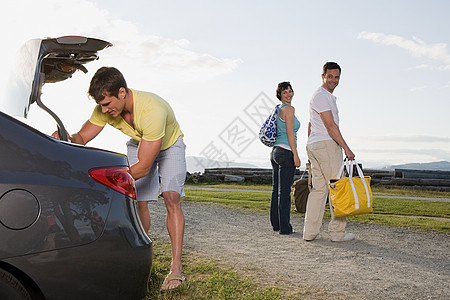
left=1, top=36, right=111, bottom=141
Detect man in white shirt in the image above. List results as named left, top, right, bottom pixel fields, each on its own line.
left=303, top=62, right=356, bottom=242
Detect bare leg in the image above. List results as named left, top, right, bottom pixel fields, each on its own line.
left=137, top=201, right=151, bottom=234
left=160, top=191, right=185, bottom=291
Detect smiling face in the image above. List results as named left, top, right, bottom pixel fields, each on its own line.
left=280, top=86, right=294, bottom=104
left=322, top=68, right=340, bottom=93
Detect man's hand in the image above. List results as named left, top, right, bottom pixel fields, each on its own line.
left=51, top=130, right=71, bottom=140
left=344, top=147, right=355, bottom=160
left=51, top=121, right=103, bottom=145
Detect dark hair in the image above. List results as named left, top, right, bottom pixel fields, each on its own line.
left=88, top=67, right=129, bottom=102
left=276, top=81, right=294, bottom=100
left=322, top=62, right=341, bottom=76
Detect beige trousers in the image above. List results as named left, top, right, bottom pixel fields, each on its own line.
left=303, top=140, right=347, bottom=240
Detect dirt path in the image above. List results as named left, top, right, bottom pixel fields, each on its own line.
left=148, top=200, right=449, bottom=299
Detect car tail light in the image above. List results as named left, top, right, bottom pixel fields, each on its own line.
left=88, top=167, right=136, bottom=199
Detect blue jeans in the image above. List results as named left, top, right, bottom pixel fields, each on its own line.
left=270, top=147, right=295, bottom=234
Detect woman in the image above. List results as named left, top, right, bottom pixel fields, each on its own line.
left=270, top=81, right=301, bottom=234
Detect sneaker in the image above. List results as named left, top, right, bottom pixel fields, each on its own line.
left=303, top=233, right=321, bottom=242
left=331, top=232, right=355, bottom=242
left=280, top=229, right=295, bottom=235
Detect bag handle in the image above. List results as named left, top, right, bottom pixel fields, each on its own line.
left=336, top=159, right=350, bottom=179
left=335, top=159, right=371, bottom=209
left=353, top=160, right=371, bottom=208
left=336, top=158, right=363, bottom=179
left=306, top=161, right=312, bottom=191
left=299, top=161, right=312, bottom=192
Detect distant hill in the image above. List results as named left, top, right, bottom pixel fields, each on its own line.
left=187, top=157, right=450, bottom=173
left=383, top=161, right=450, bottom=171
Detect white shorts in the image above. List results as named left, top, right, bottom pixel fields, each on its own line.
left=126, top=136, right=186, bottom=202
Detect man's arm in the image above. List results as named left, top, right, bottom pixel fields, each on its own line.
left=130, top=138, right=162, bottom=180
left=52, top=120, right=103, bottom=145
left=320, top=110, right=355, bottom=160
left=71, top=121, right=104, bottom=145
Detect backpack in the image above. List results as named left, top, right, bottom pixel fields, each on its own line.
left=259, top=104, right=280, bottom=147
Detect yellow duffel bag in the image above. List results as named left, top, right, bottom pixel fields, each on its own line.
left=329, top=159, right=373, bottom=217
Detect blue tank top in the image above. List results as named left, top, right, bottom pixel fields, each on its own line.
left=274, top=104, right=301, bottom=149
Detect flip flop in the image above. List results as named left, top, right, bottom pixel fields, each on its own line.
left=160, top=273, right=186, bottom=292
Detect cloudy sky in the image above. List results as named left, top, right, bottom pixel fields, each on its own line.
left=1, top=0, right=449, bottom=171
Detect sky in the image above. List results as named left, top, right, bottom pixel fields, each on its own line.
left=1, top=0, right=449, bottom=172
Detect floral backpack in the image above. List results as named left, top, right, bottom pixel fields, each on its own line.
left=258, top=104, right=280, bottom=147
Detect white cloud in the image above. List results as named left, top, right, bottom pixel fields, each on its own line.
left=410, top=85, right=428, bottom=92
left=1, top=0, right=241, bottom=86
left=358, top=31, right=450, bottom=67
left=408, top=64, right=430, bottom=70
left=105, top=35, right=242, bottom=83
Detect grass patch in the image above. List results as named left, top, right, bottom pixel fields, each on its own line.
left=186, top=183, right=450, bottom=198
left=371, top=185, right=450, bottom=198
left=185, top=183, right=272, bottom=191
left=184, top=187, right=450, bottom=233
left=144, top=241, right=317, bottom=299
left=371, top=197, right=450, bottom=218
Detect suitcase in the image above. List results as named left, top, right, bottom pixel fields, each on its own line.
left=293, top=162, right=311, bottom=213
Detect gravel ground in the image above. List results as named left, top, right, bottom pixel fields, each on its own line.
left=148, top=199, right=450, bottom=299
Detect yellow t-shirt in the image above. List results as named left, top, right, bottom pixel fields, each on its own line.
left=89, top=89, right=183, bottom=150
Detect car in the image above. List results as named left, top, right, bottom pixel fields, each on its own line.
left=0, top=36, right=152, bottom=300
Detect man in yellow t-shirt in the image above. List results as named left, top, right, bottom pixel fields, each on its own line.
left=54, top=67, right=186, bottom=291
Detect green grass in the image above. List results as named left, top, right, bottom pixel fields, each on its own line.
left=184, top=184, right=450, bottom=233
left=371, top=197, right=449, bottom=218
left=186, top=183, right=450, bottom=198
left=371, top=185, right=450, bottom=198
left=144, top=241, right=317, bottom=300
left=186, top=183, right=273, bottom=191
